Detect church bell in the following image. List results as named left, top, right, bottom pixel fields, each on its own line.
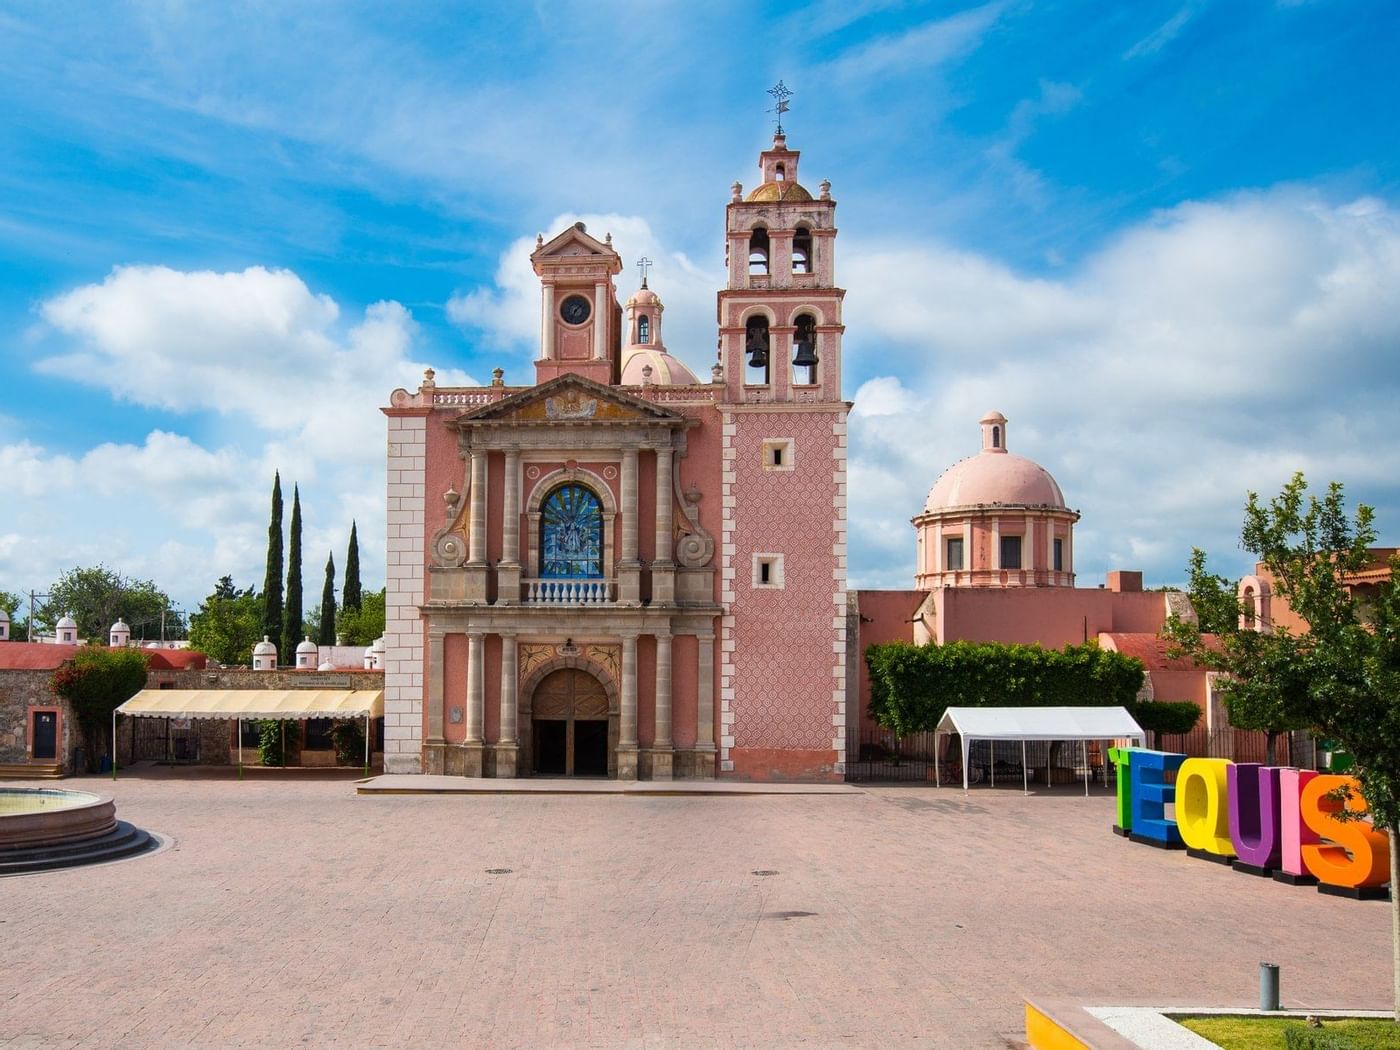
left=792, top=338, right=818, bottom=368
left=746, top=331, right=769, bottom=368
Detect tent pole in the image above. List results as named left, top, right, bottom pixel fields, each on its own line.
left=111, top=709, right=117, bottom=781
left=281, top=721, right=286, bottom=769
left=934, top=730, right=940, bottom=789
left=1022, top=740, right=1027, bottom=796
left=1083, top=739, right=1089, bottom=797
left=238, top=718, right=243, bottom=781
left=364, top=712, right=370, bottom=779
left=990, top=743, right=995, bottom=788
left=962, top=733, right=969, bottom=793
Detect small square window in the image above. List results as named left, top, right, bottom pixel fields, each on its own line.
left=762, top=438, right=794, bottom=471
left=1000, top=535, right=1022, bottom=570
left=752, top=553, right=785, bottom=589
left=1053, top=537, right=1064, bottom=572
left=945, top=537, right=964, bottom=571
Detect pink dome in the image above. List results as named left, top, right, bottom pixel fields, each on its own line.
left=620, top=348, right=700, bottom=385
left=626, top=287, right=660, bottom=307
left=924, top=452, right=1065, bottom=511
left=924, top=412, right=1066, bottom=511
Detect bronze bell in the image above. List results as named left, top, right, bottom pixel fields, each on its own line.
left=792, top=338, right=818, bottom=368
left=746, top=331, right=769, bottom=368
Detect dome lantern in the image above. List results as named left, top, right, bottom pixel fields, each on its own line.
left=56, top=612, right=78, bottom=645
left=109, top=619, right=131, bottom=648
left=295, top=636, right=318, bottom=670
left=252, top=635, right=278, bottom=671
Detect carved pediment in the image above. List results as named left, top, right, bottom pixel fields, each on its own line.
left=531, top=224, right=623, bottom=276
left=451, top=374, right=687, bottom=428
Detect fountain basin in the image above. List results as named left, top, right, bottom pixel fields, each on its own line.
left=0, top=788, right=117, bottom=850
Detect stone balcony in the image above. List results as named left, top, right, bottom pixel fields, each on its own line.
left=522, top=578, right=616, bottom=605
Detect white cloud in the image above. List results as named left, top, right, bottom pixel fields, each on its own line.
left=843, top=189, right=1400, bottom=590
left=447, top=213, right=722, bottom=381
left=1124, top=4, right=1205, bottom=60
left=819, top=3, right=1007, bottom=84
left=6, top=267, right=479, bottom=612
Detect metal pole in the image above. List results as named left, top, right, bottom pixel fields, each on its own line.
left=934, top=730, right=940, bottom=789
left=1260, top=962, right=1280, bottom=1011
left=281, top=721, right=286, bottom=769
left=962, top=733, right=969, bottom=792
left=111, top=709, right=118, bottom=781
left=1083, top=740, right=1089, bottom=797
left=363, top=712, right=370, bottom=778
left=237, top=718, right=243, bottom=781
left=1022, top=740, right=1028, bottom=796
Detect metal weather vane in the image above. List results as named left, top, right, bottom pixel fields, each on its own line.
left=767, top=81, right=793, bottom=135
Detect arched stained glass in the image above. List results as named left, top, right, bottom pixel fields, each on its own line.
left=541, top=484, right=603, bottom=578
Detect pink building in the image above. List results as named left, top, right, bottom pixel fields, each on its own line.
left=382, top=134, right=848, bottom=781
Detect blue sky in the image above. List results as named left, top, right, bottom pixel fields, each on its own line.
left=2, top=1, right=1398, bottom=620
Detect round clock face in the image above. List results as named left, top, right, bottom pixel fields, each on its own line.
left=560, top=295, right=592, bottom=326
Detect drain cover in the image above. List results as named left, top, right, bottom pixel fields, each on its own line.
left=751, top=869, right=779, bottom=876
left=485, top=868, right=512, bottom=875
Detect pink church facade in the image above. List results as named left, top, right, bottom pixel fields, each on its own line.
left=381, top=134, right=848, bottom=781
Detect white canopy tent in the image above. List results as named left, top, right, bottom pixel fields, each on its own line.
left=934, top=706, right=1147, bottom=794
left=114, top=689, right=384, bottom=778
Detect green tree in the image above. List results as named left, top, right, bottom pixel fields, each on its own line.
left=1196, top=473, right=1400, bottom=1018
left=187, top=579, right=262, bottom=666
left=337, top=587, right=385, bottom=647
left=40, top=566, right=183, bottom=642
left=50, top=647, right=150, bottom=771
left=317, top=552, right=337, bottom=646
left=343, top=521, right=362, bottom=612
left=1128, top=700, right=1202, bottom=750
left=282, top=485, right=303, bottom=658
left=261, top=472, right=284, bottom=651
left=1167, top=548, right=1313, bottom=764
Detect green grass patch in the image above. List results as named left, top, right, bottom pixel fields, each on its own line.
left=1177, top=1015, right=1400, bottom=1049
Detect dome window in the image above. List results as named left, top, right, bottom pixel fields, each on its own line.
left=999, top=535, right=1022, bottom=570
left=775, top=163, right=786, bottom=182
left=992, top=426, right=1001, bottom=449
left=946, top=537, right=965, bottom=572
left=1053, top=538, right=1064, bottom=573
left=748, top=228, right=770, bottom=276
left=792, top=227, right=812, bottom=274
left=637, top=315, right=650, bottom=344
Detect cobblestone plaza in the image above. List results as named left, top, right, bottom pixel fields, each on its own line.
left=0, top=772, right=1388, bottom=1048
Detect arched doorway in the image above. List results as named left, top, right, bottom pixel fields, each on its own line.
left=531, top=668, right=611, bottom=777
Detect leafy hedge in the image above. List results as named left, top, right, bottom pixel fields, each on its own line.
left=865, top=640, right=1147, bottom=738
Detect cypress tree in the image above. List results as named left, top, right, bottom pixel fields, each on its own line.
left=282, top=485, right=303, bottom=658
left=343, top=521, right=362, bottom=612
left=260, top=472, right=284, bottom=653
left=317, top=551, right=336, bottom=646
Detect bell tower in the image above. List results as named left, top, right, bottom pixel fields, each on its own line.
left=717, top=130, right=843, bottom=403
left=531, top=221, right=624, bottom=385
left=714, top=97, right=850, bottom=780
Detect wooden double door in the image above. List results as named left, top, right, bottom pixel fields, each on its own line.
left=531, top=668, right=611, bottom=777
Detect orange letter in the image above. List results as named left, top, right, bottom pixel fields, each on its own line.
left=1300, top=775, right=1390, bottom=889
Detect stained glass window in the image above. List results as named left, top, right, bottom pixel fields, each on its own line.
left=541, top=484, right=603, bottom=578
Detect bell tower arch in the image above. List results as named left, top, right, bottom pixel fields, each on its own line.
left=718, top=133, right=843, bottom=404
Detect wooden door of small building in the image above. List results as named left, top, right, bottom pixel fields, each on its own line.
left=531, top=668, right=612, bottom=777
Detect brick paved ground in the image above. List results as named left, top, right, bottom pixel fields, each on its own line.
left=0, top=770, right=1390, bottom=1049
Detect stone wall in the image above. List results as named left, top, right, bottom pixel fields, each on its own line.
left=0, top=669, right=78, bottom=771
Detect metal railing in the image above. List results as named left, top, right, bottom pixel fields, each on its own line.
left=523, top=578, right=615, bottom=604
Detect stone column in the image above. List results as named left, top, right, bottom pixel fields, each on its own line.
left=652, top=445, right=676, bottom=604
left=464, top=631, right=485, bottom=777
left=541, top=284, right=556, bottom=360
left=465, top=449, right=489, bottom=602
left=652, top=631, right=673, bottom=781
left=593, top=281, right=608, bottom=359
left=990, top=518, right=1001, bottom=572
left=618, top=447, right=641, bottom=604
left=499, top=448, right=522, bottom=603
left=497, top=633, right=519, bottom=777
left=618, top=632, right=639, bottom=780
left=424, top=628, right=446, bottom=774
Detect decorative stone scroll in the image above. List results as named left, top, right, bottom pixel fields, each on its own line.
left=672, top=458, right=715, bottom=569
left=429, top=484, right=470, bottom=567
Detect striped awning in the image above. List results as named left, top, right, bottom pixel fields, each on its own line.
left=117, top=689, right=384, bottom=721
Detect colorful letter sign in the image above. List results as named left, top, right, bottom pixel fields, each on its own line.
left=1113, top=750, right=1390, bottom=899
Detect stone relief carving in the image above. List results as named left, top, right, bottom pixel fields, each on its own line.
left=672, top=451, right=715, bottom=569
left=429, top=465, right=472, bottom=568
left=517, top=642, right=620, bottom=686
left=519, top=643, right=556, bottom=681
left=545, top=392, right=598, bottom=419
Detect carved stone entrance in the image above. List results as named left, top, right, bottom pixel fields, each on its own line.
left=530, top=668, right=613, bottom=777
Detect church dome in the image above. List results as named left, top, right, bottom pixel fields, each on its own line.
left=924, top=411, right=1067, bottom=512
left=621, top=348, right=700, bottom=385
left=626, top=286, right=660, bottom=307
left=745, top=181, right=813, bottom=203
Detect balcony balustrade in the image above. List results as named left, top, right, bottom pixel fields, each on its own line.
left=523, top=578, right=615, bottom=605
